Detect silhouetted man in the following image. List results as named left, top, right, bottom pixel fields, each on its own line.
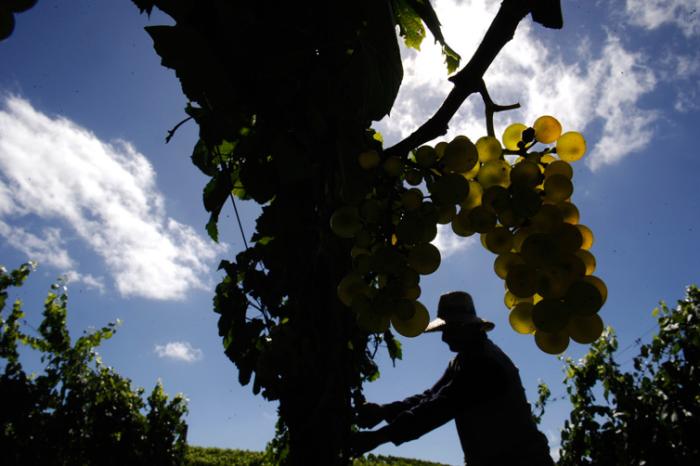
left=351, top=291, right=554, bottom=466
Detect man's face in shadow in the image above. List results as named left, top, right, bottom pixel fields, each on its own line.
left=441, top=324, right=485, bottom=352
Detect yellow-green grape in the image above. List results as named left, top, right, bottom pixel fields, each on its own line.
left=482, top=186, right=511, bottom=214
left=330, top=206, right=363, bottom=238
left=502, top=123, right=528, bottom=151
left=566, top=314, right=604, bottom=344
left=484, top=226, right=514, bottom=254
left=435, top=141, right=447, bottom=160
left=530, top=204, right=564, bottom=232
left=392, top=301, right=430, bottom=337
left=535, top=330, right=570, bottom=354
left=477, top=160, right=511, bottom=189
left=552, top=223, right=584, bottom=253
left=510, top=302, right=536, bottom=334
left=544, top=174, right=573, bottom=202
left=396, top=214, right=436, bottom=244
left=401, top=188, right=423, bottom=211
left=476, top=136, right=502, bottom=162
left=436, top=204, right=457, bottom=224
left=510, top=160, right=541, bottom=188
left=533, top=115, right=562, bottom=144
left=408, top=243, right=441, bottom=275
left=540, top=154, right=557, bottom=165
left=394, top=298, right=417, bottom=320
left=511, top=187, right=542, bottom=218
left=468, top=205, right=497, bottom=233
left=558, top=202, right=580, bottom=224
left=495, top=252, right=525, bottom=280
left=337, top=272, right=369, bottom=306
left=536, top=265, right=572, bottom=299
left=358, top=150, right=381, bottom=170
left=451, top=208, right=475, bottom=237
left=504, top=290, right=533, bottom=309
left=371, top=246, right=406, bottom=275
left=429, top=173, right=471, bottom=206
left=383, top=156, right=403, bottom=176
left=398, top=267, right=420, bottom=288
left=415, top=145, right=438, bottom=168
left=404, top=285, right=421, bottom=300
left=565, top=280, right=603, bottom=315
left=576, top=225, right=594, bottom=250
left=521, top=233, right=559, bottom=266
left=506, top=264, right=538, bottom=298
left=575, top=249, right=596, bottom=275
left=556, top=131, right=587, bottom=162
left=557, top=253, right=586, bottom=283
left=512, top=227, right=532, bottom=252
left=532, top=299, right=570, bottom=333
left=583, top=275, right=607, bottom=304
left=357, top=303, right=391, bottom=333
left=462, top=160, right=480, bottom=180
left=441, top=136, right=478, bottom=173
left=544, top=160, right=573, bottom=179
left=405, top=169, right=423, bottom=186
left=498, top=209, right=523, bottom=228
left=461, top=180, right=483, bottom=210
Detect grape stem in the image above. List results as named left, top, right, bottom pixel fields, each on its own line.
left=478, top=80, right=520, bottom=138
left=384, top=0, right=534, bottom=158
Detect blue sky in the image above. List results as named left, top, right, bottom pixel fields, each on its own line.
left=1, top=1, right=699, bottom=464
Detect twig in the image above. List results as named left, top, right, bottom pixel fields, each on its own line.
left=165, top=116, right=193, bottom=143
left=478, top=80, right=520, bottom=138
left=385, top=0, right=532, bottom=158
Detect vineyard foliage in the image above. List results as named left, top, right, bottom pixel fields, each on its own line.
left=0, top=263, right=188, bottom=466
left=539, top=285, right=700, bottom=465
left=185, top=446, right=448, bottom=466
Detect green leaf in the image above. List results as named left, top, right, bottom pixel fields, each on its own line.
left=202, top=172, right=233, bottom=242
left=398, top=0, right=462, bottom=73
left=393, top=0, right=426, bottom=50
left=191, top=139, right=218, bottom=176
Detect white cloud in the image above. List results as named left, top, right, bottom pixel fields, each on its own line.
left=64, top=270, right=106, bottom=294
left=154, top=341, right=203, bottom=363
left=432, top=224, right=477, bottom=259
left=626, top=0, right=700, bottom=37
left=0, top=96, right=226, bottom=300
left=0, top=220, right=74, bottom=269
left=377, top=0, right=657, bottom=171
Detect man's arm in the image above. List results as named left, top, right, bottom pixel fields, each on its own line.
left=358, top=358, right=457, bottom=426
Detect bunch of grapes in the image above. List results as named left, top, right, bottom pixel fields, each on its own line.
left=453, top=116, right=605, bottom=354
left=330, top=116, right=606, bottom=354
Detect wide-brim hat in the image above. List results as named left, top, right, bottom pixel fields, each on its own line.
left=425, top=291, right=495, bottom=333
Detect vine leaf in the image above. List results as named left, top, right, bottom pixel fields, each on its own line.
left=395, top=0, right=462, bottom=73
left=203, top=172, right=233, bottom=242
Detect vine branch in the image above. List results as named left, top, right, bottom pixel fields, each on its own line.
left=478, top=79, right=520, bottom=138
left=385, top=0, right=533, bottom=158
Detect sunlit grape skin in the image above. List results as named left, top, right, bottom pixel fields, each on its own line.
left=556, top=131, right=587, bottom=162
left=533, top=115, right=562, bottom=144
left=502, top=123, right=528, bottom=151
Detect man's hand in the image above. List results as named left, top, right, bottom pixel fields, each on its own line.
left=349, top=430, right=387, bottom=457
left=355, top=402, right=384, bottom=428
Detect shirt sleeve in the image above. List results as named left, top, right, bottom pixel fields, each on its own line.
left=380, top=359, right=456, bottom=422
left=383, top=354, right=508, bottom=445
